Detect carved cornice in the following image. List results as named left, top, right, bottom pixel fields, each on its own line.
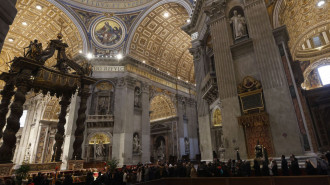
left=125, top=76, right=136, bottom=89
left=203, top=0, right=227, bottom=24
left=141, top=83, right=149, bottom=94
left=182, top=0, right=206, bottom=33
left=244, top=0, right=263, bottom=8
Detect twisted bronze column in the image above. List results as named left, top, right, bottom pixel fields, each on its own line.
left=52, top=94, right=71, bottom=162
left=0, top=69, right=31, bottom=163
left=0, top=81, right=15, bottom=139
left=72, top=85, right=90, bottom=160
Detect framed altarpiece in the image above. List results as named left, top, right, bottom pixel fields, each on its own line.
left=237, top=76, right=274, bottom=158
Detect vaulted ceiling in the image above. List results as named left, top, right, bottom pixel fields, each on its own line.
left=129, top=3, right=194, bottom=83
left=2, top=0, right=83, bottom=67
left=274, top=0, right=330, bottom=61
left=150, top=94, right=176, bottom=122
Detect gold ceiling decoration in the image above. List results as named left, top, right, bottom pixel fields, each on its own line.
left=276, top=0, right=329, bottom=59
left=42, top=98, right=60, bottom=121
left=2, top=0, right=83, bottom=68
left=150, top=94, right=176, bottom=121
left=129, top=3, right=194, bottom=82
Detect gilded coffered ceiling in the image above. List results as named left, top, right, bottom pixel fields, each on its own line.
left=129, top=3, right=194, bottom=83
left=1, top=0, right=83, bottom=68
left=275, top=0, right=330, bottom=61
left=150, top=94, right=176, bottom=122
left=59, top=0, right=157, bottom=12
left=42, top=98, right=60, bottom=121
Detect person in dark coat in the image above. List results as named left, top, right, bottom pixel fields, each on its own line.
left=85, top=171, right=94, bottom=185
left=271, top=160, right=278, bottom=176
left=261, top=160, right=269, bottom=176
left=305, top=160, right=316, bottom=175
left=281, top=155, right=289, bottom=176
left=62, top=174, right=73, bottom=185
left=253, top=159, right=261, bottom=176
left=290, top=154, right=301, bottom=176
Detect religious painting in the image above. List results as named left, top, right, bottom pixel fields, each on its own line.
left=212, top=108, right=222, bottom=127
left=92, top=18, right=126, bottom=48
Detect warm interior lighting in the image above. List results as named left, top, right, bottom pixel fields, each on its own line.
left=36, top=5, right=42, bottom=10
left=116, top=53, right=123, bottom=60
left=318, top=0, right=325, bottom=6
left=187, top=19, right=191, bottom=23
left=8, top=38, right=14, bottom=42
left=163, top=12, right=170, bottom=18
left=22, top=22, right=27, bottom=26
left=79, top=50, right=82, bottom=53
left=318, top=65, right=330, bottom=85
left=87, top=53, right=93, bottom=59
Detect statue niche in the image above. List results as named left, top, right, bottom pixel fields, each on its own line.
left=229, top=7, right=248, bottom=41
left=133, top=132, right=141, bottom=155
left=134, top=86, right=141, bottom=107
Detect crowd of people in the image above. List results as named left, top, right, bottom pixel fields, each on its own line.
left=1, top=152, right=330, bottom=185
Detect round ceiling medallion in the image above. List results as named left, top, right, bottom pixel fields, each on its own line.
left=91, top=17, right=126, bottom=49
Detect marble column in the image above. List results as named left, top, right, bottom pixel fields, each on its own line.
left=244, top=0, right=303, bottom=156
left=52, top=94, right=71, bottom=162
left=72, top=85, right=90, bottom=160
left=0, top=69, right=31, bottom=163
left=204, top=1, right=246, bottom=159
left=141, top=83, right=150, bottom=163
left=14, top=97, right=39, bottom=165
left=112, top=77, right=135, bottom=165
left=189, top=41, right=213, bottom=161
left=0, top=81, right=15, bottom=139
left=0, top=0, right=17, bottom=52
left=273, top=26, right=317, bottom=153
left=61, top=93, right=79, bottom=170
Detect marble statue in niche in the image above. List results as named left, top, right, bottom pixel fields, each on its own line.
left=134, top=87, right=141, bottom=107
left=96, top=142, right=105, bottom=157
left=156, top=140, right=166, bottom=161
left=184, top=137, right=190, bottom=154
left=230, top=10, right=248, bottom=40
left=133, top=133, right=141, bottom=154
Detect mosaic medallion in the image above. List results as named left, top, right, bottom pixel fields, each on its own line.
left=91, top=18, right=126, bottom=48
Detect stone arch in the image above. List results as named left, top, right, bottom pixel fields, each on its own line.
left=48, top=0, right=89, bottom=53
left=126, top=1, right=194, bottom=82
left=150, top=94, right=177, bottom=121
left=302, top=57, right=330, bottom=90
left=272, top=0, right=330, bottom=58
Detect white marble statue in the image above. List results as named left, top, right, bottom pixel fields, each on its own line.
left=157, top=140, right=165, bottom=160
left=96, top=142, right=105, bottom=157
left=133, top=134, right=141, bottom=154
left=134, top=87, right=141, bottom=107
left=230, top=10, right=247, bottom=40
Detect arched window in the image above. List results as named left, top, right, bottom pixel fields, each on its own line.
left=318, top=65, right=330, bottom=86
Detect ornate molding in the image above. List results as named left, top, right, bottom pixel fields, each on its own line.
left=203, top=0, right=227, bottom=24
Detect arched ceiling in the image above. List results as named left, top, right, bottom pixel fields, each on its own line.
left=1, top=0, right=83, bottom=68
left=150, top=94, right=176, bottom=122
left=275, top=0, right=329, bottom=61
left=42, top=97, right=60, bottom=121
left=129, top=3, right=194, bottom=82
left=59, top=0, right=157, bottom=13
